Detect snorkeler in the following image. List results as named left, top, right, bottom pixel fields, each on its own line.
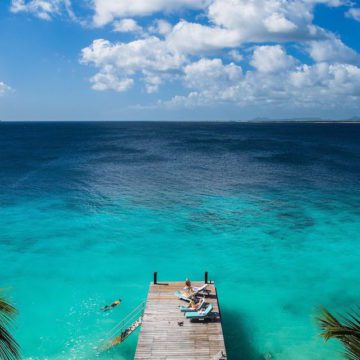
left=101, top=299, right=122, bottom=312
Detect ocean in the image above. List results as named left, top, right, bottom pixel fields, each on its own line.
left=0, top=121, right=359, bottom=359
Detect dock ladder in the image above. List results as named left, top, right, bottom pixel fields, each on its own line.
left=100, top=300, right=146, bottom=351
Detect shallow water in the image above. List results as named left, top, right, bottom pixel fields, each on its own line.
left=0, top=121, right=359, bottom=359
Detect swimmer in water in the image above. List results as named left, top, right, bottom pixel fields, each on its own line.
left=101, top=299, right=121, bottom=312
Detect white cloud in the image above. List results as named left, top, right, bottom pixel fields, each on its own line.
left=263, top=12, right=298, bottom=33
left=164, top=60, right=360, bottom=109
left=92, top=0, right=210, bottom=27
left=10, top=0, right=76, bottom=21
left=142, top=72, right=162, bottom=93
left=308, top=36, right=360, bottom=63
left=250, top=45, right=297, bottom=73
left=184, top=58, right=242, bottom=90
left=228, top=50, right=243, bottom=62
left=148, top=19, right=172, bottom=36
left=9, top=0, right=353, bottom=37
left=207, top=0, right=321, bottom=42
left=310, top=0, right=349, bottom=6
left=163, top=0, right=341, bottom=56
left=288, top=63, right=360, bottom=102
left=81, top=37, right=185, bottom=72
left=113, top=18, right=143, bottom=34
left=89, top=65, right=134, bottom=92
left=167, top=20, right=241, bottom=54
left=346, top=8, right=360, bottom=22
left=78, top=0, right=360, bottom=114
left=11, top=0, right=60, bottom=20
left=0, top=82, right=12, bottom=95
left=80, top=37, right=186, bottom=93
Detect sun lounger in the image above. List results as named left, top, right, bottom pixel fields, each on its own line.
left=185, top=303, right=213, bottom=320
left=175, top=290, right=192, bottom=301
left=192, top=284, right=209, bottom=295
left=179, top=298, right=205, bottom=312
left=175, top=284, right=210, bottom=301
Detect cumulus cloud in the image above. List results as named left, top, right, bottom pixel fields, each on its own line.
left=164, top=59, right=360, bottom=109
left=9, top=0, right=353, bottom=35
left=346, top=8, right=360, bottom=22
left=310, top=0, right=349, bottom=6
left=11, top=0, right=60, bottom=20
left=92, top=0, right=210, bottom=27
left=10, top=0, right=75, bottom=21
left=81, top=37, right=185, bottom=73
left=80, top=37, right=186, bottom=93
left=113, top=18, right=143, bottom=34
left=8, top=0, right=360, bottom=117
left=89, top=65, right=134, bottom=92
left=76, top=0, right=360, bottom=113
left=263, top=12, right=298, bottom=33
left=206, top=0, right=323, bottom=42
left=288, top=63, right=360, bottom=104
left=184, top=58, right=242, bottom=90
left=250, top=45, right=297, bottom=73
left=167, top=20, right=241, bottom=54
left=162, top=0, right=344, bottom=56
left=228, top=50, right=243, bottom=62
left=308, top=36, right=360, bottom=64
left=148, top=19, right=172, bottom=36
left=0, top=82, right=12, bottom=95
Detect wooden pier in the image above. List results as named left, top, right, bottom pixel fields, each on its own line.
left=134, top=279, right=227, bottom=359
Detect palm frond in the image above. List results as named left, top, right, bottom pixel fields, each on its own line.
left=0, top=295, right=17, bottom=324
left=318, top=306, right=360, bottom=360
left=0, top=292, right=20, bottom=360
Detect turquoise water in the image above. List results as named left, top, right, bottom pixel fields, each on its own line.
left=0, top=122, right=359, bottom=359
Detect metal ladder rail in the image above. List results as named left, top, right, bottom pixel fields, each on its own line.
left=104, top=300, right=146, bottom=339
left=101, top=315, right=144, bottom=351
left=100, top=300, right=146, bottom=351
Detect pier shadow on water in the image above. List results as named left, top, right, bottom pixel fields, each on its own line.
left=222, top=311, right=264, bottom=360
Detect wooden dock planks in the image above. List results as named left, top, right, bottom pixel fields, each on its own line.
left=135, top=281, right=227, bottom=360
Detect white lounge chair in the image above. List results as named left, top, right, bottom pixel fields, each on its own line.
left=175, top=283, right=210, bottom=301
left=192, top=284, right=209, bottom=295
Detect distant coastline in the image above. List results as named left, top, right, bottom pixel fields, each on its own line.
left=245, top=117, right=360, bottom=123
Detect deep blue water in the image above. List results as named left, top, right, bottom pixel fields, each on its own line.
left=0, top=121, right=359, bottom=359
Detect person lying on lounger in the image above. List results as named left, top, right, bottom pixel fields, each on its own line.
left=101, top=299, right=121, bottom=311
left=187, top=298, right=204, bottom=310
left=175, top=283, right=210, bottom=301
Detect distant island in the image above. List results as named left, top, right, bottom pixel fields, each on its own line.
left=247, top=117, right=360, bottom=123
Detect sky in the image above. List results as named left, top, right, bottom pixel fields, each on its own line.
left=0, top=0, right=360, bottom=121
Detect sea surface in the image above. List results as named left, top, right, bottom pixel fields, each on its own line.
left=0, top=121, right=359, bottom=360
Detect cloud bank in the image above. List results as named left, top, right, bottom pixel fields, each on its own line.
left=9, top=0, right=360, bottom=114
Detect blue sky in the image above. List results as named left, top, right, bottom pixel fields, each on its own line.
left=0, top=0, right=360, bottom=121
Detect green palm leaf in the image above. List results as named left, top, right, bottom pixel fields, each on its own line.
left=318, top=307, right=360, bottom=360
left=0, top=291, right=20, bottom=360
